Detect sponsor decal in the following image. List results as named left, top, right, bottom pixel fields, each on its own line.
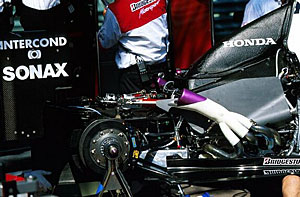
left=3, top=63, right=68, bottom=81
left=223, top=38, right=276, bottom=48
left=0, top=36, right=69, bottom=81
left=130, top=0, right=157, bottom=12
left=27, top=49, right=42, bottom=60
left=263, top=158, right=300, bottom=165
left=0, top=37, right=67, bottom=50
left=139, top=0, right=160, bottom=18
left=264, top=169, right=300, bottom=175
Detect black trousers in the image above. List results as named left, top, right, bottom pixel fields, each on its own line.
left=0, top=8, right=14, bottom=32
left=16, top=3, right=67, bottom=31
left=119, top=62, right=168, bottom=94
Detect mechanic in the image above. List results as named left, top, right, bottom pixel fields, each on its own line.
left=0, top=0, right=13, bottom=32
left=98, top=0, right=170, bottom=94
left=241, top=0, right=285, bottom=26
left=15, top=0, right=71, bottom=31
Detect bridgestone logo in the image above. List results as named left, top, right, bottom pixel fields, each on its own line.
left=263, top=158, right=300, bottom=165
left=130, top=0, right=156, bottom=12
left=264, top=169, right=300, bottom=175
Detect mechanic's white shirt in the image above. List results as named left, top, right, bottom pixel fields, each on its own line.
left=0, top=0, right=11, bottom=13
left=22, top=0, right=60, bottom=10
left=288, top=1, right=300, bottom=63
left=0, top=0, right=4, bottom=13
left=242, top=0, right=281, bottom=26
left=98, top=0, right=169, bottom=69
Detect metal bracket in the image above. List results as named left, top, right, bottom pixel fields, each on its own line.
left=98, top=159, right=133, bottom=197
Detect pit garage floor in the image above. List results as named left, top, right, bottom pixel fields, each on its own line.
left=53, top=181, right=284, bottom=197
left=54, top=180, right=283, bottom=197
left=53, top=184, right=251, bottom=197
left=53, top=163, right=284, bottom=197
left=182, top=185, right=250, bottom=197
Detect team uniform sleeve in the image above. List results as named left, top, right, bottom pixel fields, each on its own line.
left=0, top=0, right=4, bottom=13
left=242, top=0, right=280, bottom=27
left=241, top=0, right=261, bottom=26
left=98, top=8, right=122, bottom=49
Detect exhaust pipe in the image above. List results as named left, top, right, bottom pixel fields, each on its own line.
left=177, top=89, right=258, bottom=147
left=203, top=142, right=244, bottom=159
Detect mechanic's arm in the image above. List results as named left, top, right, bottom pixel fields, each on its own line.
left=98, top=8, right=122, bottom=49
left=241, top=2, right=261, bottom=27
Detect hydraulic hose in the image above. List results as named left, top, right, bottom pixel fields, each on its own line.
left=203, top=142, right=244, bottom=159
